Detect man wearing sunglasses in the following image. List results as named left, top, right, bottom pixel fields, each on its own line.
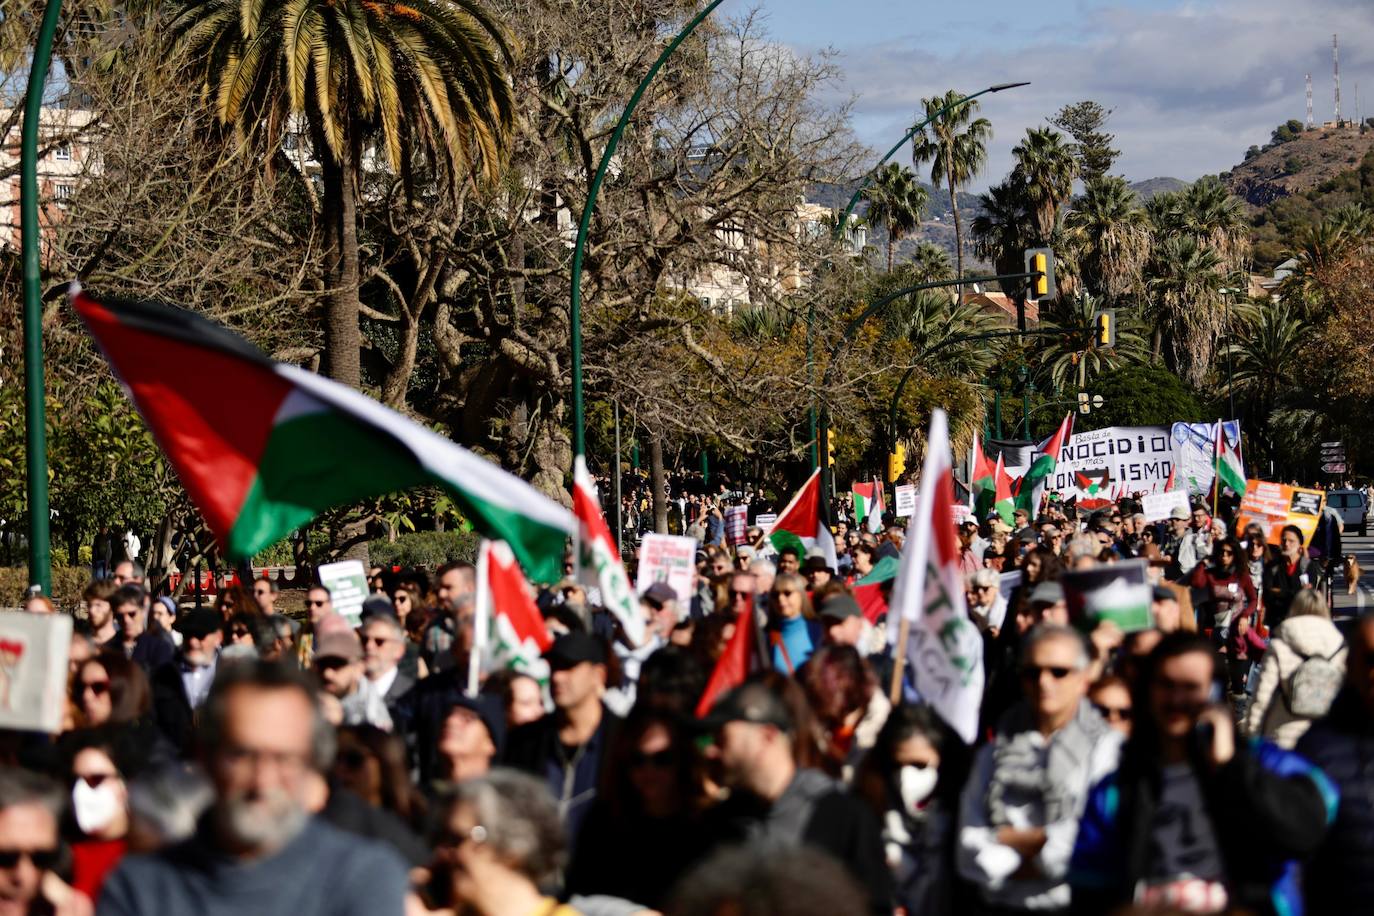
left=958, top=624, right=1122, bottom=913
left=0, top=768, right=84, bottom=915
left=312, top=631, right=391, bottom=732
left=108, top=585, right=173, bottom=676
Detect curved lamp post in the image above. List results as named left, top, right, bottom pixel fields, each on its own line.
left=569, top=0, right=728, bottom=460
left=20, top=0, right=63, bottom=595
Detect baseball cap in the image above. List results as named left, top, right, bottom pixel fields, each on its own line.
left=1029, top=581, right=1066, bottom=606
left=314, top=630, right=362, bottom=663
left=641, top=582, right=678, bottom=607
left=818, top=593, right=863, bottom=621
left=544, top=631, right=607, bottom=669
left=1152, top=584, right=1179, bottom=603
left=1169, top=506, right=1189, bottom=521
left=699, top=682, right=793, bottom=733
left=175, top=607, right=221, bottom=639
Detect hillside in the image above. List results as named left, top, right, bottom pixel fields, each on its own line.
left=1225, top=125, right=1374, bottom=207
left=1130, top=177, right=1189, bottom=200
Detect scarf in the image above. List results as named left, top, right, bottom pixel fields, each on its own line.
left=985, top=699, right=1110, bottom=827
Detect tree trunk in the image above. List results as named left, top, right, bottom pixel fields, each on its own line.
left=886, top=237, right=894, bottom=273
left=321, top=145, right=362, bottom=389
left=947, top=167, right=964, bottom=280
left=650, top=433, right=668, bottom=534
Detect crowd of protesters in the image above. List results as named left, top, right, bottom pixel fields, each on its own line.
left=0, top=481, right=1370, bottom=916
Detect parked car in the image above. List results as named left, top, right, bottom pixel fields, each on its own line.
left=1328, top=488, right=1368, bottom=537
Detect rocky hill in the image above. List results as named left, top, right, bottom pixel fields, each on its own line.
left=1225, top=125, right=1374, bottom=207
left=1130, top=177, right=1189, bottom=200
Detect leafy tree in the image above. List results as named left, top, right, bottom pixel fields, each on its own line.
left=911, top=90, right=992, bottom=280
left=907, top=242, right=953, bottom=283
left=1066, top=176, right=1149, bottom=303
left=1144, top=235, right=1226, bottom=387
left=1081, top=363, right=1205, bottom=430
left=169, top=0, right=516, bottom=389
left=1049, top=100, right=1119, bottom=182
left=862, top=163, right=928, bottom=272
left=1011, top=127, right=1079, bottom=245
left=1271, top=119, right=1305, bottom=145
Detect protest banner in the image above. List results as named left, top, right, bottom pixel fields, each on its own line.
left=753, top=512, right=777, bottom=531
left=636, top=533, right=699, bottom=605
left=895, top=484, right=917, bottom=518
left=318, top=560, right=369, bottom=625
left=1062, top=559, right=1154, bottom=633
left=0, top=612, right=71, bottom=733
left=1172, top=421, right=1244, bottom=497
left=724, top=505, right=748, bottom=545
left=1236, top=479, right=1325, bottom=546
left=1045, top=425, right=1176, bottom=503
left=1142, top=489, right=1191, bottom=523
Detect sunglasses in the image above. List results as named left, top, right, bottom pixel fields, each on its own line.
left=0, top=848, right=59, bottom=870
left=336, top=748, right=370, bottom=770
left=306, top=599, right=329, bottom=608
left=81, top=680, right=110, bottom=696
left=1093, top=704, right=1132, bottom=723
left=116, top=609, right=141, bottom=619
left=1020, top=665, right=1074, bottom=681
left=231, top=628, right=251, bottom=639
left=364, top=635, right=395, bottom=647
left=630, top=749, right=675, bottom=769
left=730, top=589, right=753, bottom=600
left=314, top=658, right=351, bottom=672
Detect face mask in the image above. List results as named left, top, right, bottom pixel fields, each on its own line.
left=898, top=763, right=938, bottom=812
left=72, top=778, right=121, bottom=835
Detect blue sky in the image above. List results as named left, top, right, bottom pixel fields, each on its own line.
left=719, top=0, right=1374, bottom=189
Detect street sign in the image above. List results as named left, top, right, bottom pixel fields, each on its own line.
left=1322, top=462, right=1348, bottom=474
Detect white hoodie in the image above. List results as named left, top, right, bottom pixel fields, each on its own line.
left=1246, top=613, right=1347, bottom=748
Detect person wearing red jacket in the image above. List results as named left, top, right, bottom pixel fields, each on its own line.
left=1187, top=537, right=1257, bottom=649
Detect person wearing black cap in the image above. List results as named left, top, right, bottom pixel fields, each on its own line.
left=502, top=631, right=620, bottom=850
left=148, top=606, right=223, bottom=753
left=803, top=555, right=834, bottom=591
left=701, top=679, right=892, bottom=914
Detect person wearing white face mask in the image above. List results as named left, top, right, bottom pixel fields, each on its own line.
left=854, top=704, right=966, bottom=916
left=62, top=728, right=140, bottom=903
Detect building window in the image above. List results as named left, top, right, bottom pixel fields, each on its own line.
left=53, top=144, right=72, bottom=161
left=53, top=183, right=75, bottom=202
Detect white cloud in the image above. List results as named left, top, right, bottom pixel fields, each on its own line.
left=796, top=0, right=1374, bottom=189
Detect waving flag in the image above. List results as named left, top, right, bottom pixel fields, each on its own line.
left=73, top=285, right=575, bottom=580
left=695, top=607, right=757, bottom=718
left=889, top=409, right=985, bottom=743
left=1213, top=420, right=1246, bottom=497
left=970, top=430, right=996, bottom=520
left=993, top=454, right=1015, bottom=525
left=474, top=541, right=554, bottom=688
left=572, top=457, right=644, bottom=645
left=1015, top=413, right=1074, bottom=516
left=853, top=554, right=899, bottom=622
left=767, top=469, right=839, bottom=570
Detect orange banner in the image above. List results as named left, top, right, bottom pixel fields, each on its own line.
left=1236, top=480, right=1325, bottom=546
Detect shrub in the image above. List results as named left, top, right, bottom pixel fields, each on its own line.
left=367, top=531, right=479, bottom=570
left=0, top=565, right=96, bottom=610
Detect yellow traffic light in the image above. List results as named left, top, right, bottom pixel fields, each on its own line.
left=1094, top=310, right=1116, bottom=348
left=888, top=442, right=907, bottom=481
left=1023, top=248, right=1055, bottom=301
left=1032, top=253, right=1049, bottom=298
left=826, top=429, right=837, bottom=466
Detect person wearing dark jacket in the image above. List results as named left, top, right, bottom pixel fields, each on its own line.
left=1294, top=614, right=1374, bottom=914
left=148, top=608, right=223, bottom=754
left=701, top=679, right=892, bottom=916
left=1070, top=632, right=1337, bottom=916
left=1261, top=525, right=1317, bottom=630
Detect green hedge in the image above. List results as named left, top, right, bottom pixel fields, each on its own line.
left=367, top=531, right=479, bottom=569
left=0, top=566, right=94, bottom=609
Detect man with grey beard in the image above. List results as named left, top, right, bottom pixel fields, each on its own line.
left=97, top=661, right=407, bottom=916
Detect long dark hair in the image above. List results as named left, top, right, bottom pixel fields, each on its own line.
left=79, top=650, right=152, bottom=726
left=1209, top=536, right=1244, bottom=577
left=598, top=707, right=701, bottom=820
left=335, top=725, right=424, bottom=826
left=853, top=704, right=968, bottom=819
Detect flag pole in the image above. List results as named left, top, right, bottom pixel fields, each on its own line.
left=889, top=617, right=910, bottom=705
left=1212, top=419, right=1222, bottom=520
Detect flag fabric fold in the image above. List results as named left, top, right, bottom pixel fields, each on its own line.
left=853, top=482, right=877, bottom=529
left=970, top=431, right=996, bottom=520
left=993, top=454, right=1015, bottom=525
left=853, top=554, right=899, bottom=622
left=72, top=285, right=575, bottom=581
left=767, top=469, right=839, bottom=570
left=1213, top=420, right=1246, bottom=497
left=889, top=409, right=985, bottom=743
left=695, top=607, right=756, bottom=718
left=572, top=457, right=644, bottom=645
left=1015, top=413, right=1074, bottom=515
left=474, top=540, right=554, bottom=688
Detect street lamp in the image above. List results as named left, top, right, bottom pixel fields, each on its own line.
left=1220, top=286, right=1243, bottom=423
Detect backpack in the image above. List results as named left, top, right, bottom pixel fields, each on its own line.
left=1282, top=645, right=1344, bottom=719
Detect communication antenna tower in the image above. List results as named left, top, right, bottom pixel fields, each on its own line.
left=1334, top=34, right=1342, bottom=124
left=1306, top=73, right=1314, bottom=128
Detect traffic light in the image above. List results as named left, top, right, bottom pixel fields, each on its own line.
left=888, top=442, right=907, bottom=481
left=1094, top=309, right=1117, bottom=348
left=826, top=429, right=837, bottom=467
left=1024, top=248, right=1055, bottom=301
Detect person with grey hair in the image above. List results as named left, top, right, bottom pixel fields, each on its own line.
left=419, top=770, right=570, bottom=915
left=966, top=568, right=1008, bottom=634
left=0, top=767, right=88, bottom=916
left=957, top=625, right=1122, bottom=912
left=99, top=660, right=407, bottom=916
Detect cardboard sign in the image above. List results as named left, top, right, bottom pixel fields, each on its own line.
left=1236, top=480, right=1325, bottom=546
left=951, top=502, right=972, bottom=526
left=724, top=505, right=749, bottom=546
left=1045, top=425, right=1176, bottom=503
left=753, top=513, right=777, bottom=532
left=1142, top=489, right=1191, bottom=523
left=636, top=533, right=698, bottom=605
left=895, top=485, right=917, bottom=517
left=998, top=569, right=1022, bottom=602
left=318, top=559, right=369, bottom=625
left=0, top=612, right=72, bottom=733
left=1062, top=560, right=1154, bottom=633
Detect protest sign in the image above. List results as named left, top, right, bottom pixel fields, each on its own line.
left=1237, top=480, right=1325, bottom=546
left=724, top=505, right=748, bottom=546
left=1172, top=421, right=1244, bottom=497
left=0, top=612, right=71, bottom=733
left=951, top=502, right=971, bottom=526
left=895, top=485, right=917, bottom=518
left=318, top=560, right=369, bottom=625
left=753, top=512, right=777, bottom=531
left=1142, top=489, right=1190, bottom=523
left=636, top=533, right=698, bottom=605
left=1062, top=560, right=1153, bottom=633
left=1045, top=425, right=1176, bottom=503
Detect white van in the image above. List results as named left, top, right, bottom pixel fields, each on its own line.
left=1327, top=489, right=1368, bottom=537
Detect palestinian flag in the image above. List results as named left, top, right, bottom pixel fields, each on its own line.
left=1213, top=420, right=1246, bottom=497
left=72, top=285, right=575, bottom=581
left=572, top=457, right=644, bottom=645
left=853, top=482, right=878, bottom=529
left=474, top=541, right=554, bottom=687
left=767, top=469, right=839, bottom=570
left=695, top=605, right=756, bottom=718
left=993, top=454, right=1015, bottom=525
left=853, top=554, right=899, bottom=622
left=1163, top=464, right=1177, bottom=493
left=1015, top=412, right=1074, bottom=515
left=970, top=431, right=996, bottom=520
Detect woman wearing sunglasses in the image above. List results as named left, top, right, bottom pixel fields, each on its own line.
left=1187, top=536, right=1257, bottom=648
left=565, top=708, right=709, bottom=910
left=73, top=651, right=151, bottom=731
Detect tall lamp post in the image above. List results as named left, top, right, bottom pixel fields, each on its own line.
left=1220, top=286, right=1243, bottom=423
left=569, top=0, right=728, bottom=461
left=20, top=0, right=64, bottom=595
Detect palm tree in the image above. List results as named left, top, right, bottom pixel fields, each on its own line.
left=1011, top=127, right=1079, bottom=245
left=911, top=90, right=992, bottom=280
left=884, top=289, right=1005, bottom=379
left=1148, top=179, right=1249, bottom=276
left=971, top=178, right=1033, bottom=294
left=1145, top=235, right=1226, bottom=386
left=907, top=241, right=953, bottom=283
left=1065, top=176, right=1150, bottom=303
left=1035, top=292, right=1148, bottom=393
left=170, top=0, right=515, bottom=388
left=861, top=163, right=928, bottom=272
left=1223, top=301, right=1312, bottom=463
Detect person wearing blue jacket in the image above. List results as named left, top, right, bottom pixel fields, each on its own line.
left=1069, top=632, right=1337, bottom=916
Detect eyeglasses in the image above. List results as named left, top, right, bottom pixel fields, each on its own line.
left=216, top=744, right=311, bottom=776
left=115, top=609, right=141, bottom=619
left=364, top=635, right=396, bottom=647
left=314, top=658, right=351, bottom=672
left=435, top=825, right=488, bottom=850
left=231, top=627, right=252, bottom=639
left=306, top=599, right=329, bottom=608
left=773, top=589, right=797, bottom=598
left=1093, top=704, right=1132, bottom=723
left=336, top=748, right=370, bottom=770
left=1020, top=664, right=1075, bottom=681
left=730, top=589, right=753, bottom=601
left=630, top=749, right=675, bottom=769
left=394, top=594, right=411, bottom=603
left=81, top=680, right=110, bottom=696
left=0, top=848, right=59, bottom=870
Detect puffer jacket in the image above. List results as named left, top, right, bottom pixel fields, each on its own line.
left=1295, top=689, right=1374, bottom=913
left=1245, top=614, right=1347, bottom=748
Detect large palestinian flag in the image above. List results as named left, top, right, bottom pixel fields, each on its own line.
left=767, top=469, right=838, bottom=570
left=1213, top=420, right=1246, bottom=497
left=1014, top=412, right=1074, bottom=515
left=72, top=285, right=576, bottom=581
left=970, top=431, right=996, bottom=520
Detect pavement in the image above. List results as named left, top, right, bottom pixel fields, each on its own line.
left=1329, top=523, right=1374, bottom=628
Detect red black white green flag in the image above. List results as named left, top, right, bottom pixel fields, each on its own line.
left=474, top=540, right=554, bottom=687
left=767, top=469, right=839, bottom=570
left=72, top=285, right=575, bottom=581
